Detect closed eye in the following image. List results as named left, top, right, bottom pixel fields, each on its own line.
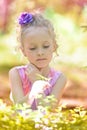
left=29, top=47, right=36, bottom=50
left=43, top=45, right=50, bottom=48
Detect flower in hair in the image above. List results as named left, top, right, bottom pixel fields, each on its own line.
left=18, top=12, right=34, bottom=25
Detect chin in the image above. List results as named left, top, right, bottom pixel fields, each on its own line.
left=37, top=66, right=45, bottom=70
left=37, top=65, right=47, bottom=70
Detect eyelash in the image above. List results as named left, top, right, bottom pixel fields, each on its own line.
left=29, top=48, right=36, bottom=50
left=29, top=45, right=50, bottom=50
left=43, top=45, right=50, bottom=48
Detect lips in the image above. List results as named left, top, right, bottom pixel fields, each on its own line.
left=37, top=58, right=46, bottom=61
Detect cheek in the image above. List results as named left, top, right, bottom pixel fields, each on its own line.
left=47, top=47, right=54, bottom=55
left=47, top=50, right=53, bottom=60
left=27, top=52, right=36, bottom=61
left=27, top=53, right=34, bottom=58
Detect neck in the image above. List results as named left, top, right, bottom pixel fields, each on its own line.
left=38, top=66, right=50, bottom=77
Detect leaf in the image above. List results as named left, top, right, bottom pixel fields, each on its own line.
left=36, top=73, right=51, bottom=81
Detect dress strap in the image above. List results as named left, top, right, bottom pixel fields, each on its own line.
left=49, top=69, right=61, bottom=87
left=44, top=68, right=61, bottom=96
left=16, top=66, right=31, bottom=95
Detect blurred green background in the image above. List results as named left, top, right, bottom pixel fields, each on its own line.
left=0, top=0, right=87, bottom=107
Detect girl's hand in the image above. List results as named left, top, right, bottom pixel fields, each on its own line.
left=29, top=80, right=50, bottom=97
left=28, top=80, right=51, bottom=105
left=25, top=64, right=41, bottom=83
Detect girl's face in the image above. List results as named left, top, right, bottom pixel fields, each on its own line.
left=21, top=27, right=56, bottom=69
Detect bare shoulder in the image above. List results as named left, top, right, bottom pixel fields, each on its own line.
left=51, top=72, right=67, bottom=99
left=55, top=72, right=67, bottom=90
left=9, top=67, right=21, bottom=83
left=9, top=67, right=18, bottom=78
left=9, top=67, right=17, bottom=74
left=58, top=73, right=67, bottom=85
left=9, top=67, right=25, bottom=103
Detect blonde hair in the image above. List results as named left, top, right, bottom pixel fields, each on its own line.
left=18, top=12, right=58, bottom=52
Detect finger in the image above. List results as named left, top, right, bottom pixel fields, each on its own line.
left=26, top=65, right=34, bottom=74
left=29, top=63, right=40, bottom=71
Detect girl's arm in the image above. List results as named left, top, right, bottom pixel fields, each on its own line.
left=9, top=68, right=28, bottom=104
left=51, top=73, right=67, bottom=103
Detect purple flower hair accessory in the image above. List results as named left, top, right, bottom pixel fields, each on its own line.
left=18, top=12, right=34, bottom=25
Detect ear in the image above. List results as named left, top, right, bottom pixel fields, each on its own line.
left=53, top=43, right=58, bottom=52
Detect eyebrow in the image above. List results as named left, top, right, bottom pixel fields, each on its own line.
left=43, top=41, right=50, bottom=44
left=29, top=42, right=36, bottom=46
left=28, top=40, right=50, bottom=46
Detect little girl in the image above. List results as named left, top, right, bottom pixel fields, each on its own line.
left=9, top=11, right=67, bottom=110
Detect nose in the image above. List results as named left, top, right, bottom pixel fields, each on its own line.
left=37, top=48, right=44, bottom=56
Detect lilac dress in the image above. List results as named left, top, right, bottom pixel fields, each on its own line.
left=15, top=65, right=61, bottom=110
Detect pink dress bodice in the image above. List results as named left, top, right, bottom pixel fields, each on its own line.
left=16, top=65, right=61, bottom=109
